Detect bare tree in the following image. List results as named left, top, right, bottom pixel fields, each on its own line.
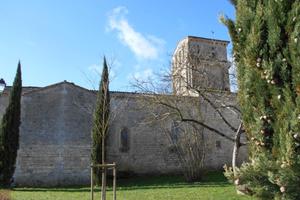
left=132, top=38, right=247, bottom=181
left=167, top=121, right=206, bottom=182
left=136, top=93, right=206, bottom=181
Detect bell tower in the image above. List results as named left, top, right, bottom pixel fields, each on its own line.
left=172, top=36, right=230, bottom=96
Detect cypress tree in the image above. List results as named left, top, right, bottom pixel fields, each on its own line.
left=222, top=1, right=300, bottom=199
left=91, top=57, right=110, bottom=185
left=0, top=62, right=22, bottom=186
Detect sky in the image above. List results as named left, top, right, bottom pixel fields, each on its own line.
left=0, top=0, right=235, bottom=91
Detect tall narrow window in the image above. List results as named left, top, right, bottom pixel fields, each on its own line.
left=120, top=127, right=129, bottom=152
left=171, top=121, right=180, bottom=143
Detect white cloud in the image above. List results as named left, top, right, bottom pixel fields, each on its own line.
left=128, top=68, right=153, bottom=81
left=88, top=64, right=101, bottom=73
left=110, top=69, right=116, bottom=80
left=107, top=6, right=165, bottom=60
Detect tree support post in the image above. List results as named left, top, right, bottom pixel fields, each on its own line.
left=91, top=167, right=94, bottom=200
left=90, top=163, right=117, bottom=200
left=113, top=162, right=116, bottom=200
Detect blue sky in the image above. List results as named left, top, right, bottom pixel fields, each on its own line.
left=0, top=0, right=235, bottom=91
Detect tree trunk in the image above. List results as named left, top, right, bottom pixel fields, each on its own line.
left=232, top=123, right=251, bottom=195
left=232, top=122, right=242, bottom=176
left=101, top=170, right=106, bottom=200
left=101, top=135, right=106, bottom=200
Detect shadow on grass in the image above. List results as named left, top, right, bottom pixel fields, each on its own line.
left=13, top=171, right=231, bottom=192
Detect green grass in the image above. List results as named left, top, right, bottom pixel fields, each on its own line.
left=7, top=172, right=256, bottom=200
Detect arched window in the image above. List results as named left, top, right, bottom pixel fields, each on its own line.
left=120, top=127, right=129, bottom=152
left=171, top=121, right=180, bottom=143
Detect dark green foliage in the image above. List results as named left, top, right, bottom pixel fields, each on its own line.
left=0, top=62, right=22, bottom=186
left=228, top=0, right=237, bottom=8
left=91, top=57, right=110, bottom=185
left=222, top=1, right=300, bottom=199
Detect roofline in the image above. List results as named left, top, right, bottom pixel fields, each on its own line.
left=21, top=81, right=97, bottom=95
left=4, top=86, right=41, bottom=89
left=2, top=81, right=237, bottom=97
left=4, top=82, right=139, bottom=95
left=172, top=35, right=230, bottom=60
left=186, top=35, right=230, bottom=45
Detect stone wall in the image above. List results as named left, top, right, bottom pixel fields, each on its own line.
left=107, top=93, right=182, bottom=175
left=13, top=83, right=95, bottom=186
left=0, top=82, right=247, bottom=186
left=107, top=91, right=247, bottom=175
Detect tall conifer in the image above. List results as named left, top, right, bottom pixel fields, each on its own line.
left=0, top=62, right=22, bottom=186
left=91, top=57, right=110, bottom=185
left=222, top=1, right=300, bottom=199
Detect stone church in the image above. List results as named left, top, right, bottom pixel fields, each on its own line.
left=0, top=36, right=247, bottom=186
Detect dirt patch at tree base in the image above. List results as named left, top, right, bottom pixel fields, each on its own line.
left=0, top=190, right=10, bottom=200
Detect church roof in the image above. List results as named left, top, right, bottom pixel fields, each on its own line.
left=3, top=81, right=142, bottom=96
left=186, top=35, right=230, bottom=45
left=2, top=80, right=236, bottom=98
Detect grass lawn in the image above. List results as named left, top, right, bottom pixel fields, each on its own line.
left=3, top=172, right=256, bottom=200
